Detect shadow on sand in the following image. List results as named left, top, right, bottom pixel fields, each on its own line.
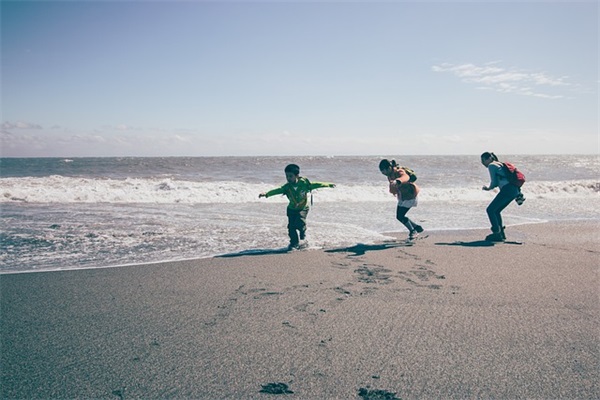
left=216, top=247, right=291, bottom=258
left=435, top=240, right=495, bottom=247
left=217, top=241, right=415, bottom=258
left=325, top=242, right=411, bottom=256
left=436, top=240, right=522, bottom=247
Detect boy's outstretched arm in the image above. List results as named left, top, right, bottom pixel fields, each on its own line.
left=259, top=186, right=286, bottom=199
left=309, top=182, right=336, bottom=190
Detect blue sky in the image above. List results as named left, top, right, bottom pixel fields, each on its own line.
left=1, top=1, right=597, bottom=157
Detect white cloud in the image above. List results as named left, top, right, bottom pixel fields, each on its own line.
left=432, top=62, right=572, bottom=99
left=1, top=121, right=43, bottom=129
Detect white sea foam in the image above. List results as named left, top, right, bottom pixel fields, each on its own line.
left=1, top=176, right=597, bottom=204
left=2, top=155, right=598, bottom=273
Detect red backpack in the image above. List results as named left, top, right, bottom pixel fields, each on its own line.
left=502, top=162, right=526, bottom=187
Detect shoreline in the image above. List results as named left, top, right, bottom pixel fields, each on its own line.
left=2, top=218, right=596, bottom=276
left=2, top=219, right=598, bottom=399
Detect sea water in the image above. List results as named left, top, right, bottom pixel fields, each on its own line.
left=1, top=155, right=598, bottom=273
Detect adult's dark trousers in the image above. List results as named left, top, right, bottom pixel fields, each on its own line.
left=287, top=208, right=308, bottom=245
left=486, top=184, right=520, bottom=233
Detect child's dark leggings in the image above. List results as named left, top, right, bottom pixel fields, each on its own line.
left=486, top=184, right=520, bottom=233
left=396, top=206, right=421, bottom=233
left=287, top=208, right=308, bottom=245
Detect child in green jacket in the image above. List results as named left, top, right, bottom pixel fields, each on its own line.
left=259, top=164, right=335, bottom=250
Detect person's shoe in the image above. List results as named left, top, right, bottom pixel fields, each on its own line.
left=515, top=193, right=526, bottom=205
left=414, top=225, right=424, bottom=233
left=485, top=232, right=505, bottom=242
left=287, top=243, right=300, bottom=251
left=408, top=231, right=419, bottom=241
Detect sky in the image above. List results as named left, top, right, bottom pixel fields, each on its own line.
left=1, top=0, right=598, bottom=157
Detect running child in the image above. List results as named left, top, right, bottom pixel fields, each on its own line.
left=259, top=164, right=335, bottom=250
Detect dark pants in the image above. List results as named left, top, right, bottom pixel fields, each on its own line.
left=486, top=184, right=520, bottom=233
left=396, top=206, right=421, bottom=233
left=287, top=208, right=308, bottom=245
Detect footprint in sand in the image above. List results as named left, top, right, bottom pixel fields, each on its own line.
left=259, top=382, right=294, bottom=395
left=354, top=265, right=393, bottom=284
left=396, top=261, right=449, bottom=289
left=358, top=387, right=401, bottom=400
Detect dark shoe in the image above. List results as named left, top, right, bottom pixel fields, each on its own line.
left=414, top=225, right=424, bottom=233
left=485, top=233, right=505, bottom=242
left=515, top=193, right=526, bottom=205
left=408, top=231, right=419, bottom=241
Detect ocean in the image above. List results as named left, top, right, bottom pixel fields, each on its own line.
left=1, top=155, right=598, bottom=274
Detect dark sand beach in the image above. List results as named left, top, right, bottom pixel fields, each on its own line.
left=2, top=221, right=598, bottom=399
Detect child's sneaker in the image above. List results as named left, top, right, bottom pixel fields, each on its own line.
left=287, top=243, right=300, bottom=251
left=408, top=231, right=419, bottom=241
left=515, top=193, right=526, bottom=205
left=414, top=225, right=424, bottom=233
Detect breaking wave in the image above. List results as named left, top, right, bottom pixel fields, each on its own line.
left=1, top=176, right=598, bottom=204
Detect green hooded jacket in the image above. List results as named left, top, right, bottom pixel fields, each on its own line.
left=264, top=177, right=335, bottom=210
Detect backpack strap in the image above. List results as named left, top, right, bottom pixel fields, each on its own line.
left=302, top=177, right=313, bottom=206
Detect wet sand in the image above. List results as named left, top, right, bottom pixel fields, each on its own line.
left=2, top=221, right=599, bottom=399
